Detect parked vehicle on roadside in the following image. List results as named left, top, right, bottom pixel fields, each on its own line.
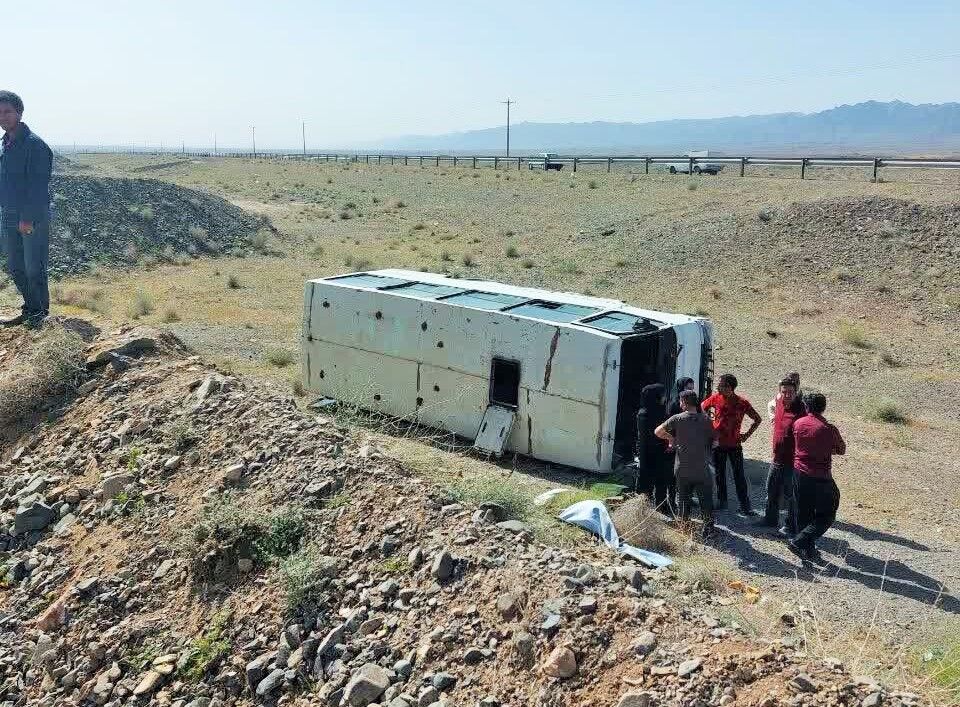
left=528, top=153, right=564, bottom=171
left=666, top=150, right=725, bottom=175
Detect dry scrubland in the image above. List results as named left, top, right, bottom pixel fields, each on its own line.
left=4, top=153, right=960, bottom=699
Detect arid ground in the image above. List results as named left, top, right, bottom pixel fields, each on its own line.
left=4, top=153, right=959, bottom=697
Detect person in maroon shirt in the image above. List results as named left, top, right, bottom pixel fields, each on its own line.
left=700, top=373, right=762, bottom=515
left=789, top=392, right=846, bottom=564
left=756, top=378, right=805, bottom=534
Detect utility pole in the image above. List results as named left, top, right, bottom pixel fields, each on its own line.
left=214, top=133, right=217, bottom=156
left=302, top=120, right=306, bottom=156
left=251, top=126, right=257, bottom=157
left=501, top=98, right=513, bottom=157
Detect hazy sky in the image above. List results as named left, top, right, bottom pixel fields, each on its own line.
left=7, top=0, right=959, bottom=149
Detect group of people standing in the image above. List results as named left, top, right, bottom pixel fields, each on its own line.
left=635, top=372, right=846, bottom=564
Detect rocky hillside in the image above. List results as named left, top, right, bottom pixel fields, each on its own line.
left=47, top=176, right=270, bottom=278
left=0, top=322, right=908, bottom=707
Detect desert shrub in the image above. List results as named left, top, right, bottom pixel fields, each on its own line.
left=412, top=222, right=426, bottom=231
left=505, top=244, right=519, bottom=258
left=440, top=250, right=453, bottom=262
left=139, top=205, right=155, bottom=222
left=382, top=557, right=409, bottom=574
left=163, top=307, right=181, bottom=323
left=687, top=182, right=698, bottom=191
left=521, top=258, right=535, bottom=269
left=127, top=290, right=154, bottom=320
left=184, top=500, right=267, bottom=581
left=255, top=507, right=306, bottom=560
left=447, top=477, right=531, bottom=520
left=757, top=208, right=775, bottom=222
left=52, top=287, right=108, bottom=313
left=588, top=180, right=598, bottom=189
left=310, top=244, right=325, bottom=259
left=866, top=398, right=910, bottom=425
left=354, top=258, right=373, bottom=270
left=291, top=379, right=306, bottom=397
left=838, top=322, right=872, bottom=349
left=461, top=253, right=475, bottom=267
left=0, top=325, right=85, bottom=428
left=166, top=420, right=197, bottom=452
left=558, top=260, right=582, bottom=275
left=251, top=230, right=270, bottom=251
left=227, top=275, right=242, bottom=289
left=281, top=546, right=338, bottom=615
left=264, top=348, right=295, bottom=368
left=179, top=613, right=230, bottom=682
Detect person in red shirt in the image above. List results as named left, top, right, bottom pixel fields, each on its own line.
left=789, top=392, right=846, bottom=564
left=700, top=373, right=762, bottom=515
left=756, top=378, right=805, bottom=534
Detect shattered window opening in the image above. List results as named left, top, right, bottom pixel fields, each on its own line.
left=579, top=311, right=664, bottom=335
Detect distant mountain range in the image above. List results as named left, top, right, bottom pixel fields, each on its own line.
left=375, top=101, right=960, bottom=155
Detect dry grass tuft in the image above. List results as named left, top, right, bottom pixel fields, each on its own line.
left=838, top=321, right=873, bottom=349
left=0, top=325, right=86, bottom=428
left=611, top=495, right=683, bottom=555
left=866, top=397, right=910, bottom=425
left=51, top=286, right=109, bottom=314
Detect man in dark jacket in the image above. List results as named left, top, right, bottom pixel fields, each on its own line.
left=0, top=90, right=53, bottom=328
left=634, top=383, right=672, bottom=513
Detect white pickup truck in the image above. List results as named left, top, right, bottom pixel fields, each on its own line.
left=527, top=153, right=564, bottom=171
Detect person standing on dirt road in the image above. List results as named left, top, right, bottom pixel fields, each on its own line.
left=755, top=377, right=805, bottom=535
left=655, top=389, right=716, bottom=533
left=0, top=90, right=53, bottom=329
left=700, top=373, right=762, bottom=516
left=789, top=392, right=845, bottom=564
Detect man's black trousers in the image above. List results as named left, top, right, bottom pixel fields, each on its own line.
left=793, top=473, right=840, bottom=550
left=713, top=445, right=752, bottom=512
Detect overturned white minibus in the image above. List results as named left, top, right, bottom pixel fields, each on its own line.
left=301, top=270, right=713, bottom=473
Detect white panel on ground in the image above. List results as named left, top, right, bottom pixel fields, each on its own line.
left=473, top=405, right=516, bottom=456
